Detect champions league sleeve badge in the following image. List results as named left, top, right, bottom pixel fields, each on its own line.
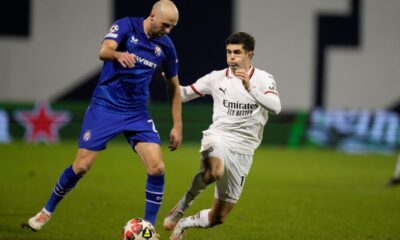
left=109, top=24, right=119, bottom=33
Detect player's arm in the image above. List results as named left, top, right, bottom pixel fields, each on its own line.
left=98, top=40, right=136, bottom=68
left=235, top=69, right=281, bottom=114
left=179, top=72, right=214, bottom=103
left=248, top=85, right=281, bottom=114
left=180, top=85, right=202, bottom=103
left=165, top=75, right=183, bottom=151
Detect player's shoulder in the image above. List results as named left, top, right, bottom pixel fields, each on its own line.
left=200, top=68, right=228, bottom=83
left=120, top=16, right=141, bottom=24
left=207, top=68, right=228, bottom=78
left=112, top=16, right=140, bottom=31
left=194, top=68, right=226, bottom=86
left=253, top=67, right=276, bottom=81
left=114, top=16, right=135, bottom=25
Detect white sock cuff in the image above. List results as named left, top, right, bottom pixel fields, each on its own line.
left=179, top=209, right=211, bottom=229
left=198, top=209, right=211, bottom=228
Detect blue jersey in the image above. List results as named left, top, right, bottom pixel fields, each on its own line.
left=91, top=17, right=179, bottom=114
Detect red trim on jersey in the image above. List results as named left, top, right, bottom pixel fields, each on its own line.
left=190, top=85, right=203, bottom=96
left=248, top=66, right=255, bottom=79
left=225, top=68, right=229, bottom=77
left=264, top=90, right=279, bottom=96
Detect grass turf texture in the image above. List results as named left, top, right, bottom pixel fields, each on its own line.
left=0, top=141, right=399, bottom=240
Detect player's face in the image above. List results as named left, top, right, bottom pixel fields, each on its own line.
left=150, top=14, right=177, bottom=37
left=226, top=44, right=252, bottom=72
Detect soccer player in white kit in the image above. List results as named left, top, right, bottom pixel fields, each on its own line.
left=164, top=32, right=282, bottom=240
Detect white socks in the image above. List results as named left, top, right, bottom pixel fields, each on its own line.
left=179, top=209, right=211, bottom=229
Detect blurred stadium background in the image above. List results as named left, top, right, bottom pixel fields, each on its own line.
left=1, top=0, right=400, bottom=151
left=0, top=0, right=399, bottom=239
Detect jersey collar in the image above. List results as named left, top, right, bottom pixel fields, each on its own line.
left=226, top=66, right=255, bottom=79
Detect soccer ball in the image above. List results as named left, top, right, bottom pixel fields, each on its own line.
left=122, top=218, right=157, bottom=240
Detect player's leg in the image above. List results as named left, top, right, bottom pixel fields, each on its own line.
left=124, top=113, right=166, bottom=226
left=164, top=156, right=224, bottom=230
left=26, top=149, right=98, bottom=231
left=169, top=150, right=252, bottom=239
left=386, top=153, right=400, bottom=186
left=24, top=107, right=119, bottom=231
left=169, top=199, right=235, bottom=240
left=164, top=135, right=225, bottom=230
left=135, top=142, right=165, bottom=226
left=48, top=149, right=99, bottom=211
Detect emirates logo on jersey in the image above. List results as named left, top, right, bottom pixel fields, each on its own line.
left=223, top=100, right=258, bottom=116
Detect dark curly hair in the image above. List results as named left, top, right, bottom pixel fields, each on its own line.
left=226, top=32, right=255, bottom=52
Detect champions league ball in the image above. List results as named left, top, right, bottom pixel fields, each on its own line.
left=122, top=218, right=157, bottom=240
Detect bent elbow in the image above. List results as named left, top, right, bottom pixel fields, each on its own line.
left=180, top=96, right=189, bottom=103
left=272, top=105, right=281, bottom=115
left=267, top=100, right=281, bottom=115
left=179, top=86, right=188, bottom=103
left=98, top=51, right=107, bottom=61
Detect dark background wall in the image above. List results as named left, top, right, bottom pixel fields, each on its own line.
left=58, top=0, right=233, bottom=102
left=1, top=0, right=399, bottom=111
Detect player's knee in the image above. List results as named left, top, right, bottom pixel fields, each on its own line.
left=72, top=162, right=91, bottom=175
left=73, top=152, right=96, bottom=175
left=202, top=171, right=214, bottom=184
left=203, top=168, right=223, bottom=184
left=147, top=162, right=165, bottom=176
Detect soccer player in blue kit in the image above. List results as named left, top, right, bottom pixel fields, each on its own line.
left=24, top=0, right=182, bottom=232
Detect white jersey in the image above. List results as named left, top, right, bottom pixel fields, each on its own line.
left=181, top=66, right=281, bottom=154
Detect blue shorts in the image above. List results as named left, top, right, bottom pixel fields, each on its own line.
left=78, top=106, right=160, bottom=151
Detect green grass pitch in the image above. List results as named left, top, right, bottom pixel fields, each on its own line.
left=0, top=141, right=399, bottom=240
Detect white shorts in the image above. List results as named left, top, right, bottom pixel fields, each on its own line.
left=200, top=134, right=253, bottom=203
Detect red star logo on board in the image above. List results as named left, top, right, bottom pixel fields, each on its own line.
left=14, top=102, right=71, bottom=144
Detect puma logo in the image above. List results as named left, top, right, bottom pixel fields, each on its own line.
left=219, top=87, right=227, bottom=94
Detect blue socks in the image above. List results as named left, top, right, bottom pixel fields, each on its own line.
left=45, top=165, right=82, bottom=213
left=44, top=166, right=164, bottom=226
left=144, top=174, right=165, bottom=225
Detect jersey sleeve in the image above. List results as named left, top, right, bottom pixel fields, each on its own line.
left=248, top=72, right=281, bottom=114
left=162, top=38, right=179, bottom=78
left=103, top=18, right=130, bottom=45
left=180, top=71, right=215, bottom=102
left=191, top=71, right=215, bottom=96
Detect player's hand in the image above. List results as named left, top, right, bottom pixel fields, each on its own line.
left=234, top=68, right=250, bottom=90
left=117, top=52, right=136, bottom=68
left=169, top=126, right=182, bottom=151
